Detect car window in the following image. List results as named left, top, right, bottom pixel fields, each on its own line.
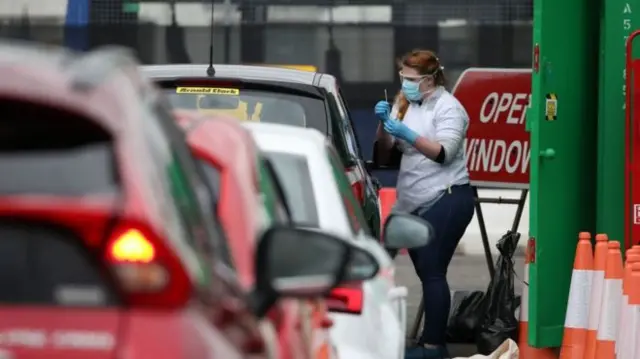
left=0, top=220, right=118, bottom=306
left=337, top=88, right=365, bottom=159
left=263, top=151, right=319, bottom=227
left=326, top=146, right=368, bottom=235
left=0, top=102, right=119, bottom=195
left=145, top=100, right=235, bottom=270
left=162, top=86, right=327, bottom=132
left=198, top=159, right=221, bottom=200
left=329, top=91, right=359, bottom=159
left=0, top=144, right=117, bottom=195
left=325, top=95, right=356, bottom=167
left=256, top=158, right=290, bottom=226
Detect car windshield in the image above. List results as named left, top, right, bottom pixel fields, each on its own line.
left=263, top=151, right=319, bottom=226
left=162, top=86, right=327, bottom=132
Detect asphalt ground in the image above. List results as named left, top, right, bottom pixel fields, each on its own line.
left=396, top=254, right=526, bottom=357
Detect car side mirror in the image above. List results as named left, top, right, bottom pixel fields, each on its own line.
left=366, top=160, right=397, bottom=172
left=251, top=226, right=357, bottom=317
left=339, top=245, right=380, bottom=283
left=383, top=213, right=434, bottom=250
left=364, top=160, right=378, bottom=172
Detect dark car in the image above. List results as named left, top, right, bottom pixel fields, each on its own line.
left=141, top=64, right=383, bottom=239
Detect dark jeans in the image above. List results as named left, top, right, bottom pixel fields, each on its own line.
left=408, top=184, right=475, bottom=346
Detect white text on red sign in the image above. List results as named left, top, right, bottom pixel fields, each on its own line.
left=463, top=138, right=530, bottom=174
left=479, top=92, right=530, bottom=124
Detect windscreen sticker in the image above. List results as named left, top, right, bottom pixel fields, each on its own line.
left=176, top=87, right=239, bottom=95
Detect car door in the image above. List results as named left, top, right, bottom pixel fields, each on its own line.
left=327, top=146, right=404, bottom=357
left=329, top=88, right=382, bottom=238
left=261, top=156, right=336, bottom=359
left=251, top=156, right=309, bottom=359
left=148, top=99, right=268, bottom=357
left=141, top=101, right=246, bottom=358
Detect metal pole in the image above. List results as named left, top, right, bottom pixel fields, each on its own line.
left=473, top=186, right=496, bottom=278
left=223, top=0, right=232, bottom=64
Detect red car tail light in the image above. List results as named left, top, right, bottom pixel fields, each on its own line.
left=327, top=283, right=364, bottom=315
left=346, top=166, right=365, bottom=205
left=104, top=222, right=191, bottom=308
left=175, top=79, right=243, bottom=89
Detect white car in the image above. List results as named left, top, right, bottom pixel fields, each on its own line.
left=244, top=122, right=428, bottom=359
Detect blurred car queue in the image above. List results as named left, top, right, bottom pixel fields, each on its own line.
left=0, top=41, right=432, bottom=359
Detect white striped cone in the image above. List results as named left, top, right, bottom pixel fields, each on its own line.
left=630, top=305, right=640, bottom=359
left=617, top=291, right=630, bottom=358
left=617, top=252, right=640, bottom=358
left=625, top=262, right=640, bottom=359
left=594, top=242, right=623, bottom=359
left=559, top=233, right=594, bottom=359
left=594, top=276, right=622, bottom=358
left=584, top=234, right=608, bottom=359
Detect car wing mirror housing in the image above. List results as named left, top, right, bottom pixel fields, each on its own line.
left=383, top=213, right=434, bottom=250
left=251, top=226, right=354, bottom=317
left=339, top=245, right=380, bottom=283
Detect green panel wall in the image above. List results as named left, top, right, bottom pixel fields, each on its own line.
left=528, top=0, right=599, bottom=347
left=598, top=1, right=640, bottom=246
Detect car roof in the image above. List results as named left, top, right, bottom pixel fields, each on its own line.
left=177, top=111, right=260, bottom=178
left=141, top=64, right=319, bottom=85
left=0, top=41, right=157, bottom=133
left=243, top=122, right=327, bottom=153
left=243, top=122, right=353, bottom=237
left=0, top=41, right=171, bottom=232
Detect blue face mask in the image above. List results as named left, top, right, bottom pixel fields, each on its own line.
left=401, top=79, right=424, bottom=101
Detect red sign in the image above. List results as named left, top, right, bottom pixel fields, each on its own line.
left=452, top=68, right=531, bottom=189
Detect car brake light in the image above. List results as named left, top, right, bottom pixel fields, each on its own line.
left=177, top=79, right=242, bottom=89
left=327, top=283, right=364, bottom=314
left=346, top=166, right=365, bottom=205
left=104, top=223, right=190, bottom=308
left=110, top=229, right=156, bottom=263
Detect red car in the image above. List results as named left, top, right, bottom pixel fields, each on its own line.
left=0, top=44, right=374, bottom=359
left=174, top=110, right=343, bottom=359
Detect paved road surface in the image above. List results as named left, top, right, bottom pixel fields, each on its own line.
left=396, top=254, right=526, bottom=357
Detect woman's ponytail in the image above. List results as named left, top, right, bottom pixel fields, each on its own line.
left=394, top=91, right=409, bottom=121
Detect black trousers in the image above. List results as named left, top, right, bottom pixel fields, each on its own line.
left=408, top=184, right=475, bottom=345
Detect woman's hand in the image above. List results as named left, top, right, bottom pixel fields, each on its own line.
left=374, top=101, right=391, bottom=122
left=383, top=118, right=419, bottom=145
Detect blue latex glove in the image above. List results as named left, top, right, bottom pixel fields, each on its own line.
left=383, top=118, right=419, bottom=145
left=374, top=100, right=391, bottom=122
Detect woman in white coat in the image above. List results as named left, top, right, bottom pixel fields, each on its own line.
left=374, top=49, right=475, bottom=359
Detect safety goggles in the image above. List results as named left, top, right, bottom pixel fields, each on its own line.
left=398, top=71, right=430, bottom=83
left=398, top=66, right=445, bottom=82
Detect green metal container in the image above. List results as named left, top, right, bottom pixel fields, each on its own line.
left=528, top=0, right=600, bottom=347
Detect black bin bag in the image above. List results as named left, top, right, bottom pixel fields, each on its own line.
left=476, top=231, right=521, bottom=355
left=446, top=290, right=486, bottom=343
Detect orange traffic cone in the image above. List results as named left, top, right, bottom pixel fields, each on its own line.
left=378, top=187, right=396, bottom=230
left=517, top=245, right=557, bottom=359
left=584, top=233, right=609, bottom=359
left=559, top=232, right=594, bottom=359
left=594, top=240, right=624, bottom=359
left=617, top=251, right=640, bottom=359
left=628, top=263, right=640, bottom=359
